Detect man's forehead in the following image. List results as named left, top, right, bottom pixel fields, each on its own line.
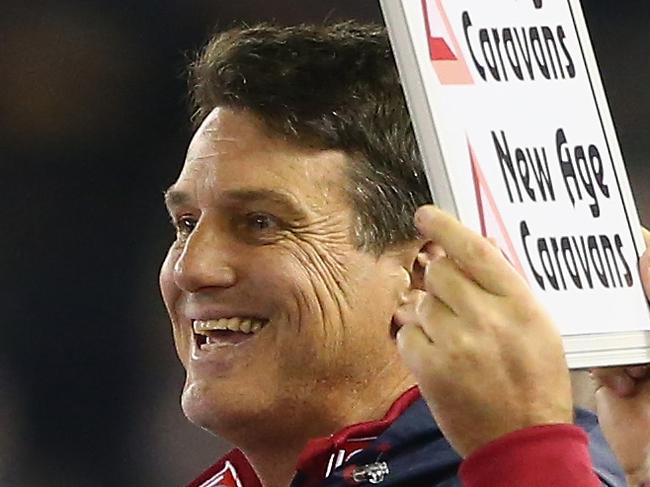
left=175, top=107, right=352, bottom=210
left=185, top=107, right=239, bottom=162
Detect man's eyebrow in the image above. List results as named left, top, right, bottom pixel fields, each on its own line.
left=163, top=187, right=308, bottom=218
left=224, top=189, right=308, bottom=218
left=163, top=187, right=190, bottom=210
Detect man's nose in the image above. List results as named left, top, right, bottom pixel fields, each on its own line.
left=173, top=222, right=237, bottom=292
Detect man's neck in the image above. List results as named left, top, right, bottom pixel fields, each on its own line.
left=242, top=443, right=305, bottom=487
left=234, top=371, right=417, bottom=487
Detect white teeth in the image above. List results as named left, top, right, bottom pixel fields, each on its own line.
left=193, top=317, right=265, bottom=335
left=239, top=319, right=252, bottom=333
left=193, top=319, right=228, bottom=333
left=226, top=318, right=240, bottom=331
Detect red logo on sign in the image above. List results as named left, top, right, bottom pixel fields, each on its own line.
left=422, top=0, right=473, bottom=84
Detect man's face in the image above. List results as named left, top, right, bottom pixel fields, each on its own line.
left=160, top=108, right=410, bottom=437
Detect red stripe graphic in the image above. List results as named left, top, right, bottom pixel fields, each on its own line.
left=468, top=139, right=527, bottom=281
left=421, top=0, right=474, bottom=84
left=428, top=37, right=457, bottom=60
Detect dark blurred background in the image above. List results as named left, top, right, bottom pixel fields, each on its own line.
left=0, top=1, right=648, bottom=485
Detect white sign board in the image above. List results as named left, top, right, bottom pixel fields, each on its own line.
left=381, top=0, right=650, bottom=368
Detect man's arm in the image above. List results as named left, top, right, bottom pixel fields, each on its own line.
left=393, top=206, right=604, bottom=486
left=459, top=424, right=601, bottom=487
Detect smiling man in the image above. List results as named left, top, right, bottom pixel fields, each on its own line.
left=160, top=23, right=625, bottom=487
left=161, top=107, right=418, bottom=486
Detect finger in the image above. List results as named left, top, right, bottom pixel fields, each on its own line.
left=414, top=206, right=526, bottom=296
left=415, top=292, right=457, bottom=341
left=393, top=290, right=427, bottom=329
left=640, top=228, right=650, bottom=301
left=419, top=241, right=446, bottom=260
left=642, top=227, right=650, bottom=248
left=591, top=367, right=636, bottom=397
left=421, top=254, right=490, bottom=320
left=412, top=243, right=445, bottom=291
left=396, top=323, right=437, bottom=374
left=626, top=365, right=650, bottom=380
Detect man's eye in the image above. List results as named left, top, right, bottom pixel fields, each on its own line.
left=245, top=213, right=278, bottom=232
left=175, top=216, right=197, bottom=235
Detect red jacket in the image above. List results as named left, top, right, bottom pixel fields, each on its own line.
left=187, top=387, right=625, bottom=487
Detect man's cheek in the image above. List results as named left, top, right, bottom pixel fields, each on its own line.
left=159, top=251, right=187, bottom=363
left=169, top=317, right=189, bottom=366
left=281, top=231, right=350, bottom=288
left=275, top=240, right=337, bottom=315
left=159, top=248, right=179, bottom=308
left=268, top=239, right=353, bottom=367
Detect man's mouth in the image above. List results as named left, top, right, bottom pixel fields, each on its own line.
left=192, top=317, right=268, bottom=348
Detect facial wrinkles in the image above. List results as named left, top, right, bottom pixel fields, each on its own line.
left=280, top=212, right=353, bottom=347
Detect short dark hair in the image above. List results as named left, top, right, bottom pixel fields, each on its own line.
left=189, top=22, right=432, bottom=253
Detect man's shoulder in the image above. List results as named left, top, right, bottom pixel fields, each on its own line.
left=322, top=401, right=626, bottom=487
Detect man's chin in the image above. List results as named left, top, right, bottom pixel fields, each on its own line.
left=181, top=380, right=267, bottom=437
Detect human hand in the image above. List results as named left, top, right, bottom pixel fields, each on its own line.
left=591, top=228, right=650, bottom=487
left=393, top=205, right=573, bottom=457
left=592, top=366, right=650, bottom=487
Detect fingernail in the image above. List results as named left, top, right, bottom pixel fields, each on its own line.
left=414, top=206, right=436, bottom=227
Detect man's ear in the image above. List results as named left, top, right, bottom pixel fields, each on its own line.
left=395, top=239, right=448, bottom=292
left=389, top=239, right=431, bottom=292
left=410, top=241, right=436, bottom=291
